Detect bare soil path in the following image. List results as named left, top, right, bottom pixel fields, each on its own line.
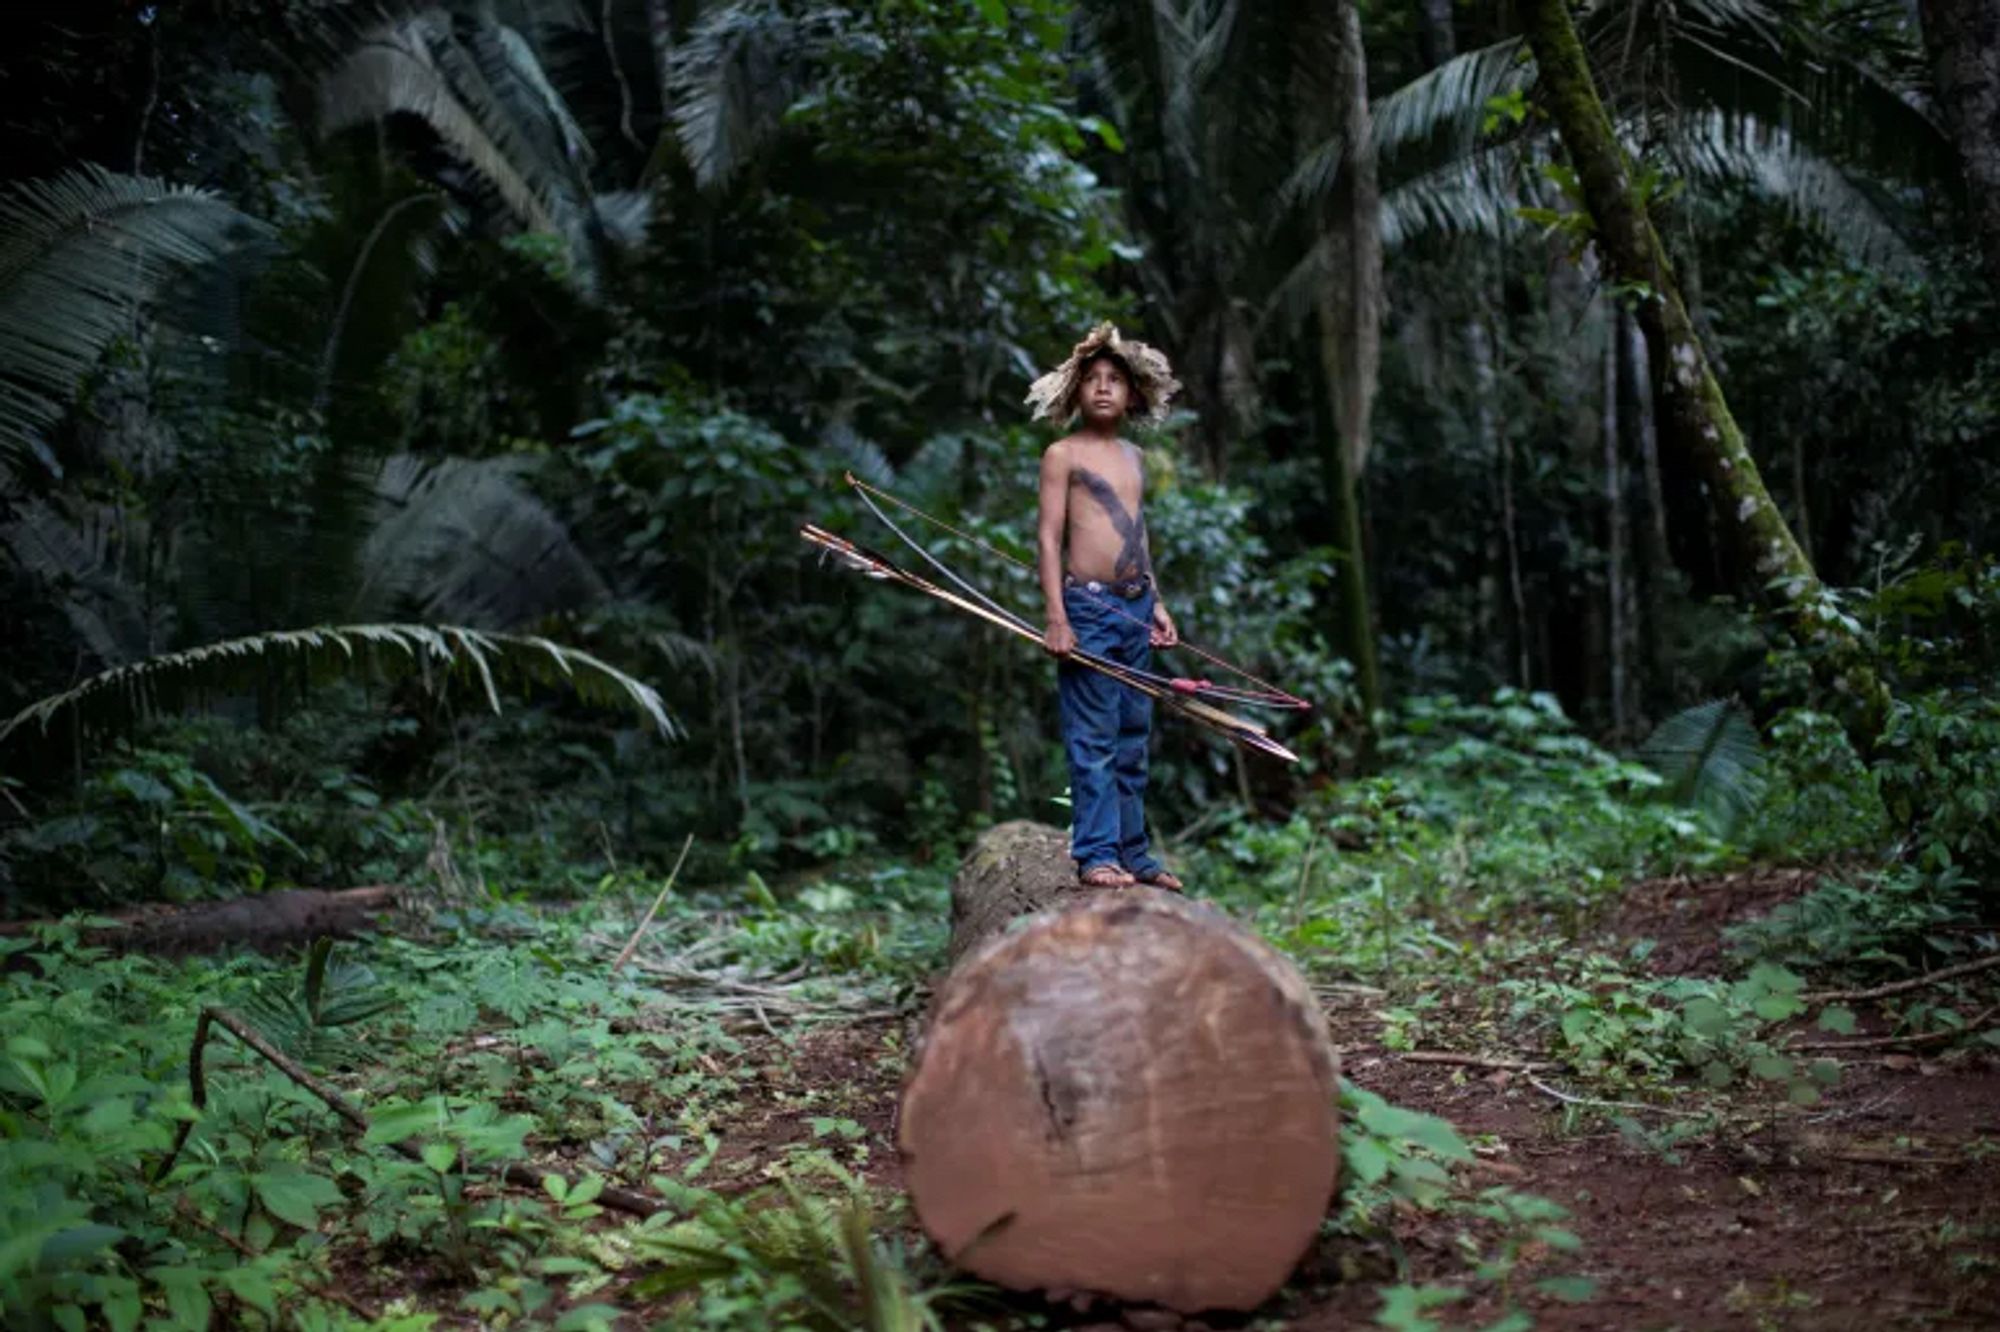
left=704, top=866, right=2000, bottom=1330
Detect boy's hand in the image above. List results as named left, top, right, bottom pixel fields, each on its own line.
left=1044, top=620, right=1077, bottom=657
left=1150, top=602, right=1178, bottom=648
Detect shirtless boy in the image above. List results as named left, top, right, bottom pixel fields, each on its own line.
left=1026, top=323, right=1185, bottom=891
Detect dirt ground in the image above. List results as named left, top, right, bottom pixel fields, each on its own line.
left=711, top=867, right=2000, bottom=1331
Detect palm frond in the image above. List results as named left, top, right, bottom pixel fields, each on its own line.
left=1370, top=38, right=1531, bottom=174
left=0, top=622, right=677, bottom=751
left=0, top=497, right=167, bottom=666
left=668, top=2, right=827, bottom=190
left=317, top=15, right=564, bottom=232
left=0, top=166, right=257, bottom=474
left=1672, top=110, right=1920, bottom=273
left=821, top=422, right=895, bottom=488
left=1635, top=699, right=1768, bottom=834
left=237, top=937, right=398, bottom=1065
left=359, top=455, right=608, bottom=628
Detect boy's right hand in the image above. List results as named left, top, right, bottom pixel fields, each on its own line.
left=1043, top=620, right=1076, bottom=657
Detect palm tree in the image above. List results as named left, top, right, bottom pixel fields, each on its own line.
left=0, top=166, right=257, bottom=477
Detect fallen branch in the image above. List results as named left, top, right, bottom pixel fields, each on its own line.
left=0, top=886, right=398, bottom=955
left=1802, top=953, right=2000, bottom=1004
left=1526, top=1075, right=1708, bottom=1120
left=154, top=1005, right=665, bottom=1217
left=1399, top=1051, right=1551, bottom=1072
left=1821, top=1148, right=1953, bottom=1167
left=172, top=1196, right=378, bottom=1320
left=1789, top=1005, right=2000, bottom=1054
left=610, top=832, right=694, bottom=975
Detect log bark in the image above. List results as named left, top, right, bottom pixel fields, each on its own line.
left=0, top=886, right=397, bottom=956
left=903, top=822, right=1341, bottom=1313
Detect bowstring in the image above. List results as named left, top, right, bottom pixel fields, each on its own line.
left=844, top=473, right=1310, bottom=710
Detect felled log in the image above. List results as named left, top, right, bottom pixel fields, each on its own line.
left=0, top=886, right=398, bottom=956
left=899, top=821, right=1340, bottom=1314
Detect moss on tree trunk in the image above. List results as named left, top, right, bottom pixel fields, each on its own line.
left=1522, top=0, right=1889, bottom=743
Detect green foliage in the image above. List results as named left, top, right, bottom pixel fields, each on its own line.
left=631, top=1170, right=970, bottom=1332
left=1634, top=699, right=1767, bottom=837
left=1503, top=954, right=1839, bottom=1103
left=1, top=621, right=675, bottom=753
left=0, top=166, right=258, bottom=473
left=1728, top=861, right=1981, bottom=976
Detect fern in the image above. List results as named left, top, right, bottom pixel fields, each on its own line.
left=0, top=622, right=677, bottom=751
left=0, top=166, right=257, bottom=473
left=359, top=455, right=608, bottom=628
left=318, top=14, right=568, bottom=233
left=1636, top=699, right=1768, bottom=835
left=632, top=1171, right=975, bottom=1332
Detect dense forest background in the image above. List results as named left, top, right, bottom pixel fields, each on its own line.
left=4, top=1, right=2000, bottom=1329
left=3, top=0, right=1997, bottom=899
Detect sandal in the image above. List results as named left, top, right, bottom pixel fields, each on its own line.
left=1130, top=866, right=1185, bottom=892
left=1078, top=863, right=1136, bottom=888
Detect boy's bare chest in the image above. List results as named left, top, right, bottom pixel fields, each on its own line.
left=1067, top=451, right=1145, bottom=531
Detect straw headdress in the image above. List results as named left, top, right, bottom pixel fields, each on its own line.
left=1025, top=322, right=1181, bottom=427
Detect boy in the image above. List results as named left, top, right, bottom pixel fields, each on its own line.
left=1027, top=323, right=1185, bottom=891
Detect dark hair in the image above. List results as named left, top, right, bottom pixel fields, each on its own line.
left=1077, top=348, right=1147, bottom=416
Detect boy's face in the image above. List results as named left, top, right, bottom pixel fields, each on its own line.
left=1077, top=354, right=1133, bottom=426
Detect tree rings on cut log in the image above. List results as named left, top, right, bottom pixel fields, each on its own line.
left=899, top=882, right=1340, bottom=1313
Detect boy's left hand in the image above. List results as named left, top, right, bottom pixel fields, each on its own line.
left=1150, top=602, right=1179, bottom=648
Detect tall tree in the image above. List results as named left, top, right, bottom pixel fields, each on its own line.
left=1921, top=0, right=2000, bottom=283
left=1519, top=0, right=1889, bottom=739
left=1310, top=1, right=1384, bottom=721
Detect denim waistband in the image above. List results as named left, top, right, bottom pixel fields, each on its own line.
left=1064, top=572, right=1153, bottom=601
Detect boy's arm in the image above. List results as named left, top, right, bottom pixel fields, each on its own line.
left=1038, top=444, right=1075, bottom=656
left=1143, top=523, right=1178, bottom=647
left=1135, top=446, right=1178, bottom=648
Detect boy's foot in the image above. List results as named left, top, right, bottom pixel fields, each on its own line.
left=1130, top=866, right=1184, bottom=892
left=1078, top=862, right=1136, bottom=887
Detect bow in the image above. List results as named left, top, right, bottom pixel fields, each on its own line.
left=800, top=474, right=1307, bottom=764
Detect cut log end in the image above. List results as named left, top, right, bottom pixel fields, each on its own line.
left=903, top=825, right=1340, bottom=1313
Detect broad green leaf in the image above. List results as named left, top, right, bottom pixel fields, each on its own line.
left=1537, top=1274, right=1599, bottom=1302
left=1753, top=993, right=1805, bottom=1021
left=40, top=1223, right=125, bottom=1267
left=365, top=1099, right=444, bottom=1145
left=1749, top=1053, right=1794, bottom=1082
left=1817, top=1006, right=1858, bottom=1035
left=1681, top=996, right=1729, bottom=1036
left=255, top=1169, right=340, bottom=1229
left=422, top=1141, right=459, bottom=1174
left=1345, top=1135, right=1392, bottom=1184
left=218, top=1266, right=277, bottom=1317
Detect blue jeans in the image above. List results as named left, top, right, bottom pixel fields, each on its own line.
left=1057, top=583, right=1163, bottom=875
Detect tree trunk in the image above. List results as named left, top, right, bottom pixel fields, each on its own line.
left=900, top=822, right=1341, bottom=1313
left=1921, top=0, right=2000, bottom=285
left=1602, top=307, right=1629, bottom=735
left=1472, top=317, right=1531, bottom=687
left=1521, top=0, right=1890, bottom=743
left=1312, top=0, right=1384, bottom=721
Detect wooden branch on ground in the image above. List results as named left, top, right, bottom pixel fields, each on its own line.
left=1526, top=1075, right=1708, bottom=1120
left=1802, top=954, right=2000, bottom=1004
left=610, top=832, right=694, bottom=975
left=1398, top=1051, right=1551, bottom=1072
left=0, top=886, right=398, bottom=956
left=172, top=1196, right=378, bottom=1320
left=1789, top=1005, right=2000, bottom=1054
left=153, top=1005, right=666, bottom=1217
